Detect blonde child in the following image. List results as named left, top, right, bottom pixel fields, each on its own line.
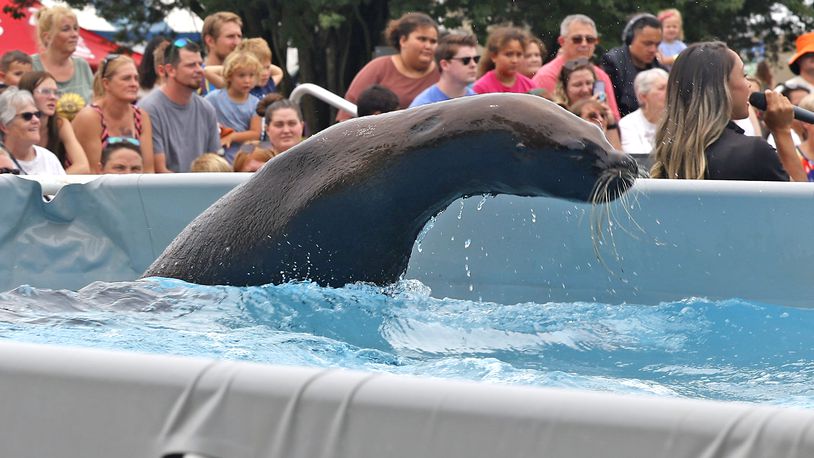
left=473, top=26, right=535, bottom=94
left=190, top=152, right=232, bottom=172
left=204, top=37, right=284, bottom=98
left=657, top=9, right=687, bottom=69
left=204, top=51, right=263, bottom=163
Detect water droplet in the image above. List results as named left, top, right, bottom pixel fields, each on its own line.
left=477, top=195, right=488, bottom=211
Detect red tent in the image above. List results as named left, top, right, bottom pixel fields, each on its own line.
left=0, top=0, right=141, bottom=68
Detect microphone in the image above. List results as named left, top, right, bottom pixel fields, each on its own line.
left=749, top=92, right=814, bottom=124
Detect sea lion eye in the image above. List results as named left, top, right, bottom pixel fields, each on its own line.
left=513, top=141, right=533, bottom=161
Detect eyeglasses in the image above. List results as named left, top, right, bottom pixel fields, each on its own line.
left=105, top=136, right=140, bottom=147
left=569, top=35, right=598, bottom=45
left=16, top=111, right=42, bottom=121
left=100, top=53, right=120, bottom=78
left=34, top=88, right=62, bottom=98
left=449, top=55, right=481, bottom=65
left=0, top=167, right=20, bottom=175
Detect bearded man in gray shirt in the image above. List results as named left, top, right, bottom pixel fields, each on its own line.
left=138, top=39, right=220, bottom=172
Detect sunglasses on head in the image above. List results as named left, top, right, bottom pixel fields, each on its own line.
left=173, top=38, right=191, bottom=48
left=449, top=55, right=481, bottom=65
left=100, top=53, right=121, bottom=78
left=0, top=167, right=20, bottom=175
left=569, top=35, right=598, bottom=45
left=105, top=136, right=140, bottom=147
left=17, top=111, right=42, bottom=121
left=563, top=57, right=592, bottom=71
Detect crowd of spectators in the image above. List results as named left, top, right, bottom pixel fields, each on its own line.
left=0, top=5, right=810, bottom=182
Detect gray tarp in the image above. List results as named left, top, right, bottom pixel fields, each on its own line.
left=1, top=340, right=813, bottom=458
left=0, top=174, right=247, bottom=291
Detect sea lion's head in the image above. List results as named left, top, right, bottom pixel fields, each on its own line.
left=379, top=93, right=639, bottom=204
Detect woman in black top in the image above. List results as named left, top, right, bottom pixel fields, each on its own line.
left=650, top=41, right=804, bottom=181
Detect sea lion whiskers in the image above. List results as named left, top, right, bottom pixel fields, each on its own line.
left=589, top=164, right=641, bottom=272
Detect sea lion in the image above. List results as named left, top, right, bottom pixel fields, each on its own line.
left=144, top=93, right=638, bottom=287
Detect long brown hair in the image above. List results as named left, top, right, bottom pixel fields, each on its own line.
left=18, top=71, right=64, bottom=165
left=650, top=42, right=734, bottom=179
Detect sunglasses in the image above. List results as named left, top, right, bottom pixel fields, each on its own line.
left=100, top=53, right=120, bottom=78
left=569, top=35, right=598, bottom=45
left=17, top=111, right=42, bottom=121
left=0, top=167, right=20, bottom=175
left=449, top=55, right=481, bottom=65
left=105, top=136, right=140, bottom=147
left=173, top=38, right=191, bottom=48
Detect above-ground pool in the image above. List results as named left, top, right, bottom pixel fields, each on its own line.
left=2, top=277, right=813, bottom=407
left=2, top=174, right=814, bottom=457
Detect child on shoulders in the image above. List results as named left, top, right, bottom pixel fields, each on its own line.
left=204, top=38, right=284, bottom=100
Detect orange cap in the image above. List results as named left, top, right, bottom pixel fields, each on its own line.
left=789, top=32, right=814, bottom=75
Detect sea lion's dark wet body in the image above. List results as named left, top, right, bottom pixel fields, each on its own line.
left=144, top=94, right=638, bottom=287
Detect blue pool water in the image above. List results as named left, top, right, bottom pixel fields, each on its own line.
left=1, top=278, right=813, bottom=408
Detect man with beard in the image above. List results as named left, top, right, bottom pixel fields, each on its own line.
left=200, top=11, right=243, bottom=96
left=138, top=39, right=221, bottom=172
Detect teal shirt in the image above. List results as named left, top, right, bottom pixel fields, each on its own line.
left=31, top=54, right=94, bottom=108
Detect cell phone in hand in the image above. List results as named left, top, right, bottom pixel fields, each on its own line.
left=593, top=81, right=606, bottom=102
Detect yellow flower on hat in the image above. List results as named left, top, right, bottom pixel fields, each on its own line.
left=56, top=93, right=86, bottom=121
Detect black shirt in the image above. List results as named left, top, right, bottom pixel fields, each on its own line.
left=705, top=122, right=789, bottom=181
left=600, top=46, right=664, bottom=117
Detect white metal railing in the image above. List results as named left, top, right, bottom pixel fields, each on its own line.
left=289, top=83, right=357, bottom=117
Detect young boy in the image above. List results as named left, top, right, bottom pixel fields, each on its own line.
left=204, top=50, right=262, bottom=163
left=0, top=51, right=33, bottom=88
left=204, top=37, right=284, bottom=98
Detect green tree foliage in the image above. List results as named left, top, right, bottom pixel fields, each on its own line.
left=9, top=0, right=812, bottom=130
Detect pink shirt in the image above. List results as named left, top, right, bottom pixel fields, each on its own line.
left=532, top=54, right=621, bottom=121
left=472, top=70, right=536, bottom=94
